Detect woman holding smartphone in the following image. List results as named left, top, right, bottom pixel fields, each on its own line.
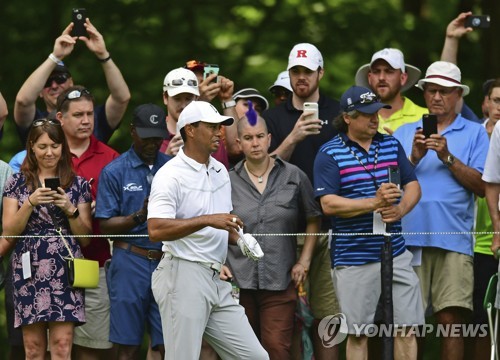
left=1, top=118, right=92, bottom=359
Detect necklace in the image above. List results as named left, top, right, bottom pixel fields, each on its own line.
left=245, top=157, right=271, bottom=183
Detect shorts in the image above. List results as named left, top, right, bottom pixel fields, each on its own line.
left=333, top=250, right=424, bottom=334
left=299, top=233, right=339, bottom=319
left=107, top=248, right=163, bottom=348
left=472, top=252, right=498, bottom=324
left=414, top=247, right=473, bottom=314
left=73, top=268, right=113, bottom=349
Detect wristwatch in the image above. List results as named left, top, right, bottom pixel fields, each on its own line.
left=222, top=100, right=236, bottom=109
left=133, top=212, right=146, bottom=225
left=69, top=208, right=80, bottom=219
left=443, top=154, right=456, bottom=167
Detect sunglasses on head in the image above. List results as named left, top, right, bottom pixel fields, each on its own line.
left=168, top=78, right=198, bottom=87
left=44, top=74, right=70, bottom=88
left=33, top=119, right=61, bottom=127
left=64, top=88, right=91, bottom=101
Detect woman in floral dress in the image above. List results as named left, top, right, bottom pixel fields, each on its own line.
left=1, top=118, right=92, bottom=359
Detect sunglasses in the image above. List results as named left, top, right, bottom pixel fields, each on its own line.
left=44, top=74, right=70, bottom=88
left=65, top=88, right=91, bottom=101
left=168, top=78, right=198, bottom=87
left=33, top=119, right=61, bottom=127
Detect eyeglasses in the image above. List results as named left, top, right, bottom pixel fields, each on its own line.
left=424, top=87, right=457, bottom=97
left=489, top=97, right=500, bottom=106
left=167, top=78, right=198, bottom=87
left=44, top=74, right=70, bottom=88
left=33, top=119, right=61, bottom=127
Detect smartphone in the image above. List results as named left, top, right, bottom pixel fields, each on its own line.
left=387, top=166, right=401, bottom=189
left=44, top=177, right=60, bottom=191
left=71, top=8, right=88, bottom=37
left=464, top=15, right=491, bottom=28
left=203, top=64, right=219, bottom=84
left=422, top=114, right=438, bottom=138
left=303, top=102, right=319, bottom=120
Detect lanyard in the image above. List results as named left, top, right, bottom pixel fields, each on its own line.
left=338, top=135, right=380, bottom=189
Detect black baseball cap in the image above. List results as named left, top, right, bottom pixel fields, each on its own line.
left=132, top=104, right=168, bottom=139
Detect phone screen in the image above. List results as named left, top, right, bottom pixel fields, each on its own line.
left=203, top=64, right=219, bottom=84
left=44, top=177, right=60, bottom=191
left=71, top=8, right=88, bottom=37
left=387, top=166, right=401, bottom=188
left=422, top=114, right=438, bottom=138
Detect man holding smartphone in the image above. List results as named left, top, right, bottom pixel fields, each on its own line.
left=13, top=17, right=130, bottom=146
left=262, top=42, right=341, bottom=359
left=394, top=61, right=489, bottom=360
left=314, top=85, right=424, bottom=359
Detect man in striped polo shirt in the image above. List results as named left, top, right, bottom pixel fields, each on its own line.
left=314, top=85, right=424, bottom=359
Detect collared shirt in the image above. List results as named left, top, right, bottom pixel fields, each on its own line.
left=394, top=114, right=489, bottom=256
left=72, top=135, right=119, bottom=266
left=227, top=157, right=321, bottom=290
left=475, top=119, right=493, bottom=255
left=314, top=132, right=415, bottom=267
left=378, top=97, right=428, bottom=134
left=95, top=147, right=171, bottom=249
left=148, top=147, right=232, bottom=263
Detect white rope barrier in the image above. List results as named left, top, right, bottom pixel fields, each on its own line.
left=2, top=231, right=500, bottom=239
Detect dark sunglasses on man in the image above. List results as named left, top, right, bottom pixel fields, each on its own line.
left=44, top=74, right=70, bottom=89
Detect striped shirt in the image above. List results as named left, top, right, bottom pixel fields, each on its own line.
left=314, top=132, right=416, bottom=267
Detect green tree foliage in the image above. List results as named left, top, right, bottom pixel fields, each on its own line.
left=0, top=0, right=497, bottom=160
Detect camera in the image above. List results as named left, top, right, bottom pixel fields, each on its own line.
left=464, top=15, right=491, bottom=29
left=71, top=8, right=88, bottom=37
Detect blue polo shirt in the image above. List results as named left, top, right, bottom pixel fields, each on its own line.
left=314, top=132, right=416, bottom=267
left=95, top=147, right=171, bottom=249
left=393, top=114, right=489, bottom=256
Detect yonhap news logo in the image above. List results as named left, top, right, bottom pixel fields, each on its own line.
left=317, top=313, right=348, bottom=347
left=318, top=313, right=489, bottom=346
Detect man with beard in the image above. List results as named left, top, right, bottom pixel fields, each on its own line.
left=262, top=43, right=341, bottom=360
left=95, top=104, right=171, bottom=359
left=355, top=48, right=427, bottom=134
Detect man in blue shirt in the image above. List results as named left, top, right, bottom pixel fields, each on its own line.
left=314, top=86, right=423, bottom=359
left=95, top=104, right=171, bottom=359
left=394, top=61, right=489, bottom=359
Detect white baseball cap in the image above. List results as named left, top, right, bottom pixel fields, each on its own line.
left=177, top=101, right=234, bottom=133
left=416, top=61, right=470, bottom=96
left=355, top=48, right=422, bottom=93
left=287, top=43, right=323, bottom=71
left=269, top=71, right=292, bottom=92
left=163, top=68, right=200, bottom=97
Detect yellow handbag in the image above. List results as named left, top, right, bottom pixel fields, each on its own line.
left=56, top=228, right=99, bottom=289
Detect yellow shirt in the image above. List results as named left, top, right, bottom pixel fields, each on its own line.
left=378, top=97, right=428, bottom=134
